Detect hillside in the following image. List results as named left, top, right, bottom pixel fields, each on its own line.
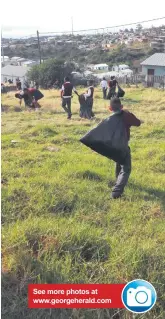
left=2, top=24, right=165, bottom=71
left=1, top=87, right=165, bottom=318
left=3, top=41, right=158, bottom=69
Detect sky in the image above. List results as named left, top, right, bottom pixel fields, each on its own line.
left=1, top=0, right=165, bottom=38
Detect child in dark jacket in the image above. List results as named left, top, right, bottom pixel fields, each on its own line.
left=15, top=88, right=44, bottom=108
left=109, top=97, right=143, bottom=199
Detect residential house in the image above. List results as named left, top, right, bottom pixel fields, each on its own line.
left=17, top=58, right=28, bottom=66
left=92, top=64, right=109, bottom=71
left=150, top=40, right=165, bottom=51
left=112, top=64, right=129, bottom=72
left=141, top=53, right=165, bottom=87
left=1, top=65, right=28, bottom=85
left=21, top=60, right=40, bottom=67
left=10, top=57, right=21, bottom=65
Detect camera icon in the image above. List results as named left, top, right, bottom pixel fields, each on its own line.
left=122, top=279, right=157, bottom=313
left=127, top=286, right=151, bottom=307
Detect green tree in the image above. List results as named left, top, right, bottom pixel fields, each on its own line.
left=27, top=59, right=75, bottom=87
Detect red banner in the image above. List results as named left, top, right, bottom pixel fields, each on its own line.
left=28, top=284, right=125, bottom=308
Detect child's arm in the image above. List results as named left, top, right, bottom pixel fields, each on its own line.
left=73, top=87, right=79, bottom=96
left=124, top=110, right=141, bottom=127
left=60, top=85, right=64, bottom=98
left=84, top=88, right=91, bottom=99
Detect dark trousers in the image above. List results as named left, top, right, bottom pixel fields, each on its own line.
left=62, top=97, right=72, bottom=117
left=102, top=88, right=107, bottom=99
left=112, top=147, right=131, bottom=198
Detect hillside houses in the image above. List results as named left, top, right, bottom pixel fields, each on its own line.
left=2, top=25, right=165, bottom=58
left=1, top=56, right=40, bottom=68
left=3, top=26, right=165, bottom=47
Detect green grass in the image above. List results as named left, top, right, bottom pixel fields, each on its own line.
left=1, top=87, right=165, bottom=319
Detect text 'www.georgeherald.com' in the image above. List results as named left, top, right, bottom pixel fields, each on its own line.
left=28, top=284, right=125, bottom=308
left=33, top=297, right=112, bottom=306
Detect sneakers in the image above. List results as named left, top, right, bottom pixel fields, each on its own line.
left=111, top=192, right=122, bottom=199
left=67, top=113, right=72, bottom=120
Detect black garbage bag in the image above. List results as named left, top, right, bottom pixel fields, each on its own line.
left=79, top=94, right=92, bottom=119
left=33, top=90, right=44, bottom=100
left=117, top=86, right=125, bottom=98
left=80, top=111, right=128, bottom=164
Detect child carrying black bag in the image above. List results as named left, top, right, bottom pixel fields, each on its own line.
left=80, top=98, right=142, bottom=199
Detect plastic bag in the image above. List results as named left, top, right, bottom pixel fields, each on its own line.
left=117, top=86, right=125, bottom=98
left=80, top=112, right=128, bottom=164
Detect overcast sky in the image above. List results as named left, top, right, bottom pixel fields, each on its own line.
left=1, top=0, right=165, bottom=38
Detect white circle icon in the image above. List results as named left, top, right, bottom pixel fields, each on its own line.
left=135, top=291, right=148, bottom=304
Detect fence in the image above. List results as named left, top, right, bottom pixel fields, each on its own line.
left=1, top=74, right=165, bottom=92
left=1, top=85, right=18, bottom=93
left=114, top=75, right=165, bottom=88
left=1, top=74, right=26, bottom=91
left=69, top=73, right=165, bottom=88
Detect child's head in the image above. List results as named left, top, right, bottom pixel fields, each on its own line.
left=89, top=80, right=94, bottom=86
left=110, top=97, right=123, bottom=112
left=64, top=76, right=70, bottom=82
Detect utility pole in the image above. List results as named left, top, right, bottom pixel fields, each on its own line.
left=71, top=17, right=73, bottom=35
left=1, top=31, right=4, bottom=64
left=37, top=30, right=42, bottom=64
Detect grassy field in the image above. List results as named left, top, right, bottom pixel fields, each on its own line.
left=1, top=87, right=165, bottom=319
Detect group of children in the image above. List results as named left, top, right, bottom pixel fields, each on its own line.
left=15, top=77, right=95, bottom=119
left=15, top=76, right=124, bottom=120
left=100, top=76, right=125, bottom=100
left=14, top=77, right=143, bottom=199
left=100, top=76, right=118, bottom=99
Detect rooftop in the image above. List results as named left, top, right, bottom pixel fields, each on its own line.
left=22, top=60, right=36, bottom=65
left=94, top=63, right=108, bottom=67
left=119, top=64, right=129, bottom=68
left=11, top=56, right=21, bottom=61
left=17, top=58, right=27, bottom=61
left=141, top=53, right=165, bottom=67
left=1, top=65, right=28, bottom=77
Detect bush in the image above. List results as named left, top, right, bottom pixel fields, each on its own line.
left=27, top=59, right=75, bottom=88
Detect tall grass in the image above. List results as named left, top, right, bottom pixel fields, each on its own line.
left=1, top=87, right=165, bottom=319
